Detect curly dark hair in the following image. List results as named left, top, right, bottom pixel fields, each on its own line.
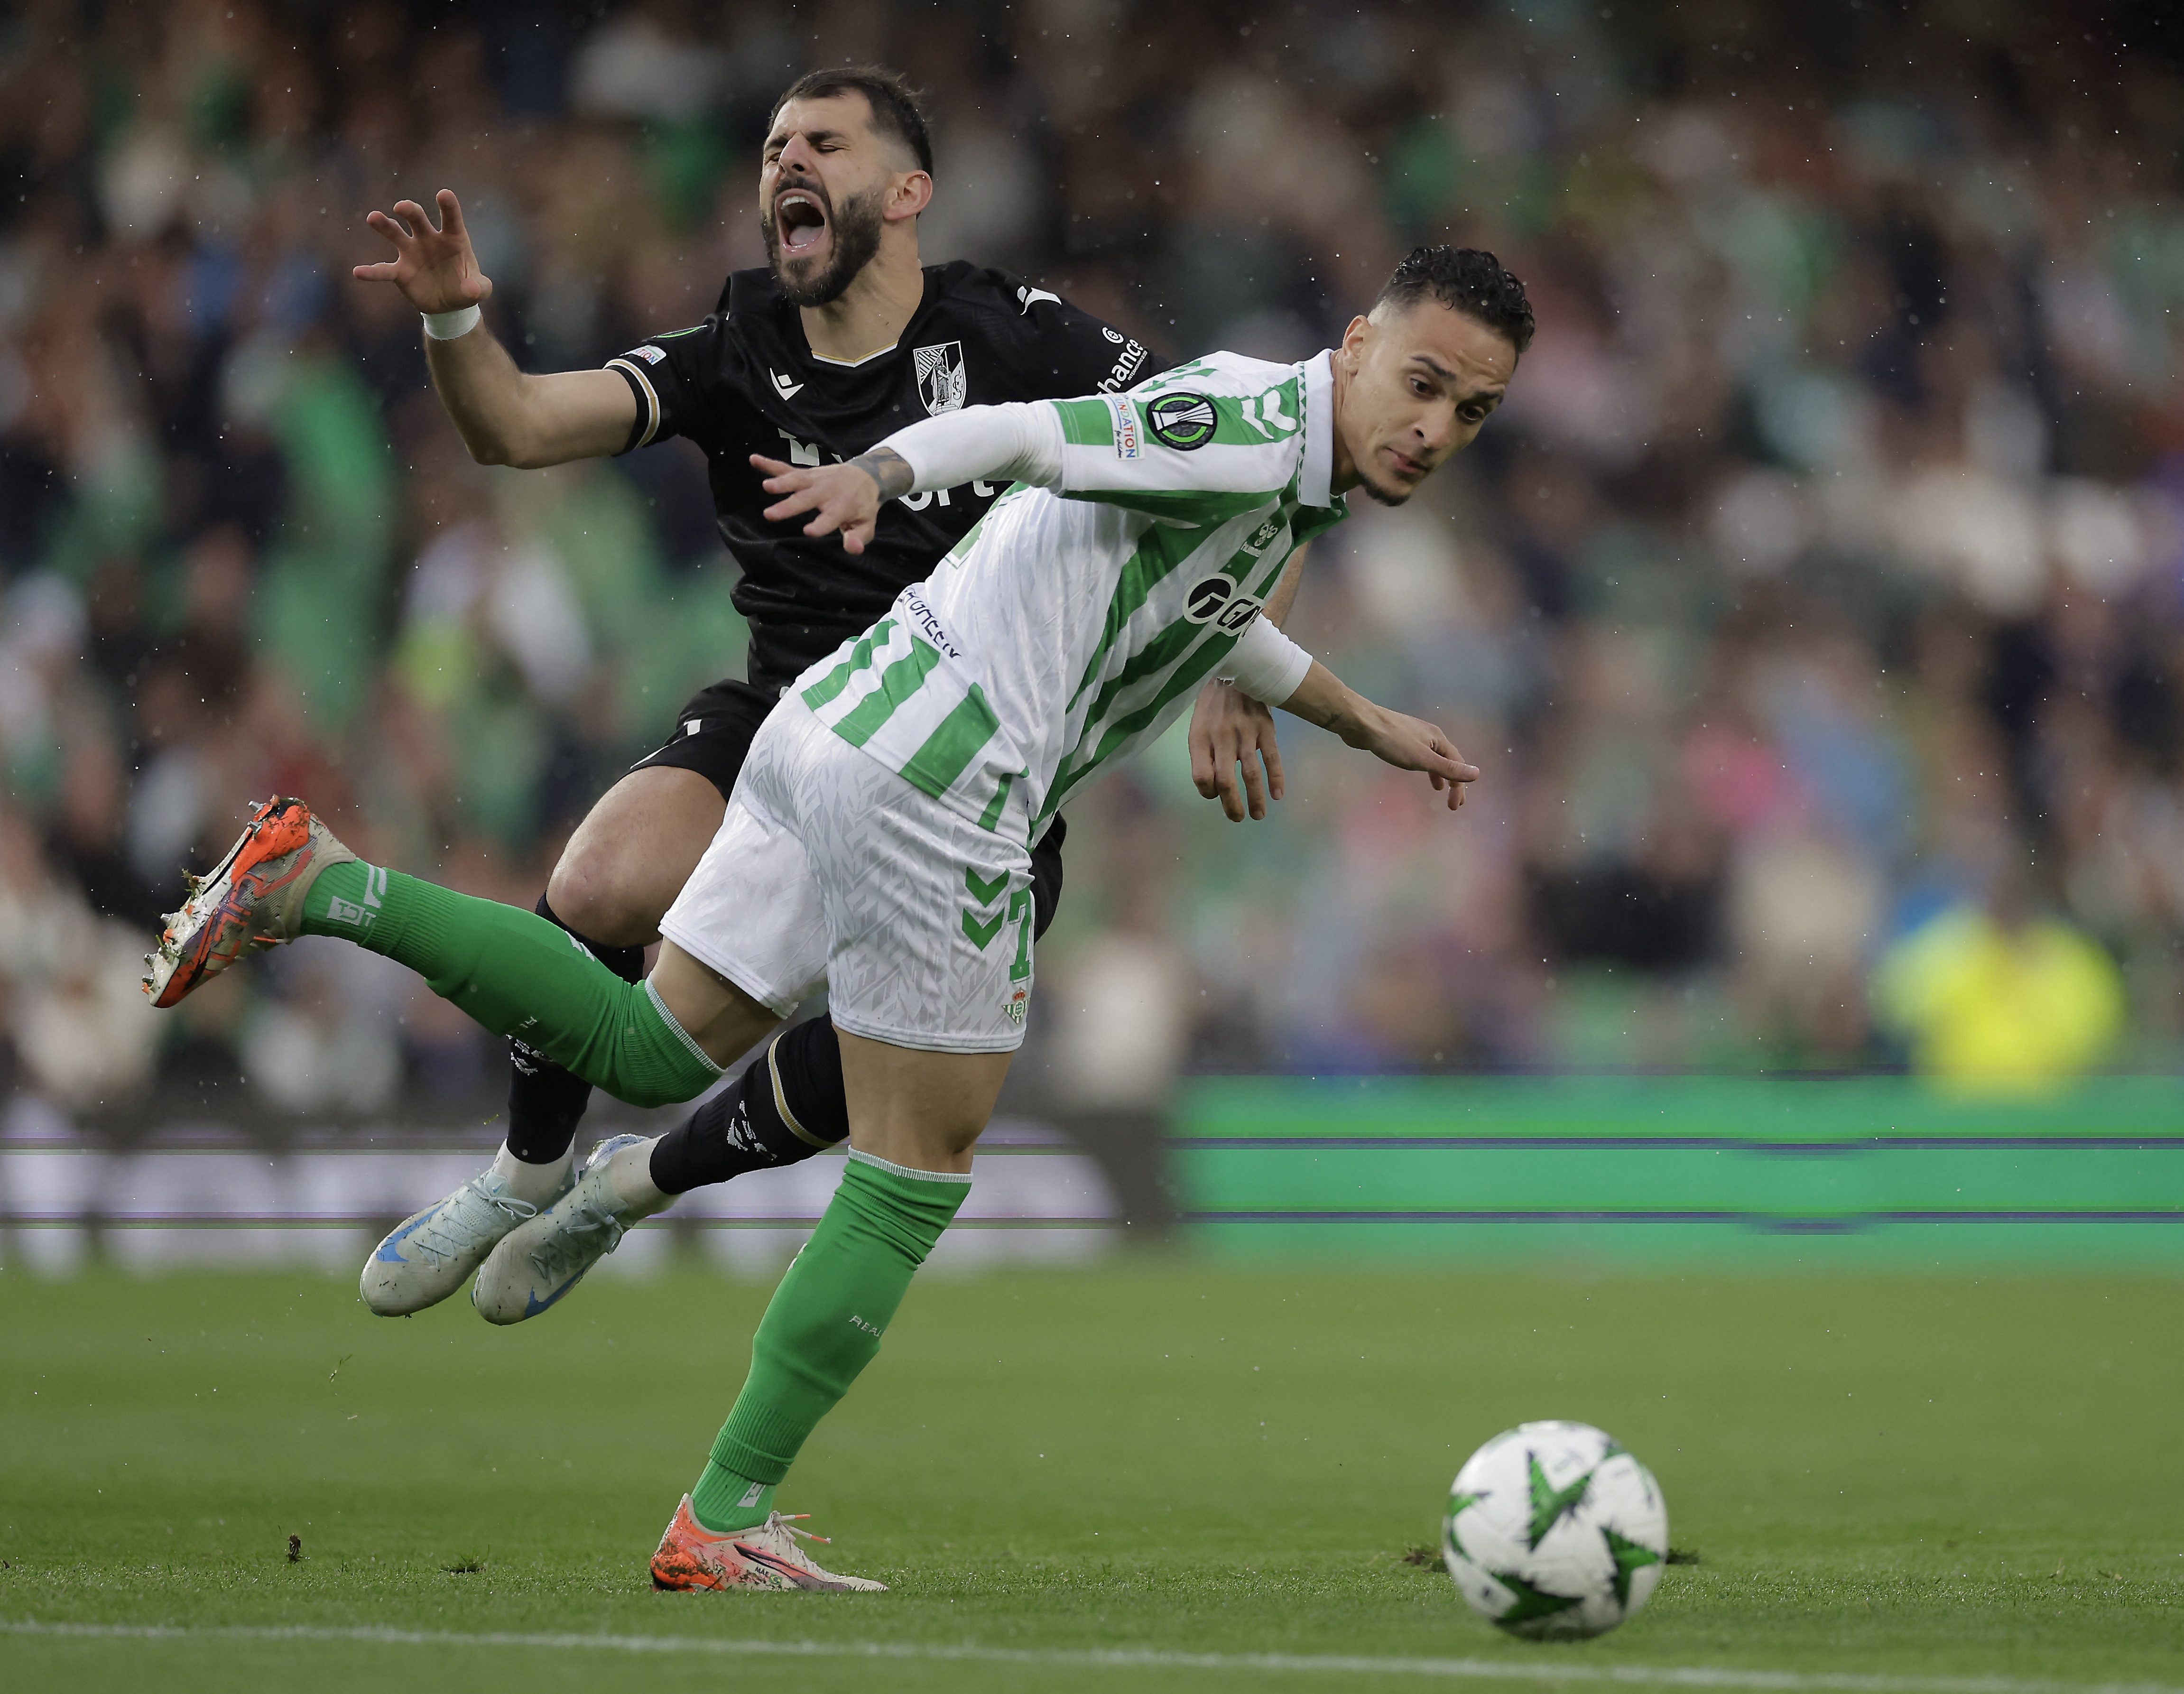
left=1374, top=246, right=1535, bottom=355
left=770, top=66, right=934, bottom=176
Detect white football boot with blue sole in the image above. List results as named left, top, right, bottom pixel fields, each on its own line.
left=471, top=1134, right=663, bottom=1325
left=361, top=1157, right=576, bottom=1317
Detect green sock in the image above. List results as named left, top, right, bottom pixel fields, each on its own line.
left=690, top=1463, right=776, bottom=1533
left=301, top=861, right=722, bottom=1109
left=691, top=1152, right=971, bottom=1531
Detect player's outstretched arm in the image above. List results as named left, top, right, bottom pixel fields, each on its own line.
left=755, top=401, right=1066, bottom=552
left=1281, top=661, right=1479, bottom=812
left=353, top=189, right=633, bottom=469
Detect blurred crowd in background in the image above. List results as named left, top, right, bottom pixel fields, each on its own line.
left=3, top=0, right=2182, bottom=1119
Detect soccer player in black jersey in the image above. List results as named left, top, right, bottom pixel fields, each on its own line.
left=349, top=67, right=1297, bottom=1317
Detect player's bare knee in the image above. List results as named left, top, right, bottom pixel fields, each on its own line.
left=546, top=844, right=660, bottom=948
left=882, top=1118, right=985, bottom=1170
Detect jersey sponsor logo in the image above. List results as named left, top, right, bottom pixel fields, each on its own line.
left=1017, top=285, right=1061, bottom=313
left=769, top=369, right=804, bottom=400
left=624, top=344, right=666, bottom=365
left=1183, top=573, right=1266, bottom=632
left=1101, top=392, right=1140, bottom=459
left=916, top=341, right=968, bottom=414
left=1097, top=336, right=1150, bottom=393
left=1147, top=391, right=1217, bottom=450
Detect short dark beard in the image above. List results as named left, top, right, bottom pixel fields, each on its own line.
left=762, top=184, right=886, bottom=308
left=1357, top=476, right=1413, bottom=508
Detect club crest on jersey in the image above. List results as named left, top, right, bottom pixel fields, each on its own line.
left=915, top=341, right=968, bottom=415
left=1147, top=391, right=1217, bottom=450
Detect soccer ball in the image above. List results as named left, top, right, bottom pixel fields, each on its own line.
left=1441, top=1420, right=1668, bottom=1640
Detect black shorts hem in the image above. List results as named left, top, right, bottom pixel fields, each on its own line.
left=629, top=678, right=777, bottom=802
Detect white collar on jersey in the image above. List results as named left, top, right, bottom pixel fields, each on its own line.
left=808, top=344, right=897, bottom=368
left=1298, top=350, right=1336, bottom=509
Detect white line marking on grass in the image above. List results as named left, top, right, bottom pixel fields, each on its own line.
left=3, top=1620, right=2178, bottom=1693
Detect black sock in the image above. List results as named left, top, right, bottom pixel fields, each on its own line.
left=502, top=892, right=648, bottom=1165
left=649, top=1018, right=848, bottom=1194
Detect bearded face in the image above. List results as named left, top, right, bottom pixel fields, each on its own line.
left=761, top=177, right=887, bottom=308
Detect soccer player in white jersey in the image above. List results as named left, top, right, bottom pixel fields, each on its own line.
left=141, top=246, right=1530, bottom=1591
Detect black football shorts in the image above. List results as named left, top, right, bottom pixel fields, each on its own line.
left=632, top=677, right=1067, bottom=940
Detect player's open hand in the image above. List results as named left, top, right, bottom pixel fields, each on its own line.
left=753, top=454, right=886, bottom=554
left=1349, top=704, right=1480, bottom=811
left=353, top=189, right=493, bottom=315
left=1189, top=679, right=1285, bottom=822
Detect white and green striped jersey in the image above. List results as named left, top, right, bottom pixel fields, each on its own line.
left=795, top=350, right=1349, bottom=843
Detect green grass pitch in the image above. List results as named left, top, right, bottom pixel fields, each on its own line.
left=3, top=1257, right=2182, bottom=1692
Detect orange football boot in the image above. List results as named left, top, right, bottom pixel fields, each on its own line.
left=142, top=796, right=356, bottom=1008
left=649, top=1496, right=885, bottom=1592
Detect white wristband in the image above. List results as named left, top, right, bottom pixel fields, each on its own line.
left=1218, top=614, right=1314, bottom=706
left=422, top=304, right=482, bottom=340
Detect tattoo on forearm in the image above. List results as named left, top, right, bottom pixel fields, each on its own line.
left=850, top=446, right=914, bottom=500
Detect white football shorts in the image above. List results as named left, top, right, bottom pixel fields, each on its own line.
left=659, top=694, right=1036, bottom=1053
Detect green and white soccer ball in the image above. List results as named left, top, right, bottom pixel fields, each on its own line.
left=1441, top=1419, right=1668, bottom=1640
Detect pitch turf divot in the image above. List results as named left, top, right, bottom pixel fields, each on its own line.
left=4, top=1620, right=2181, bottom=1693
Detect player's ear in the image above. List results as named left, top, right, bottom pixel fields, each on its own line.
left=1340, top=314, right=1373, bottom=370
left=886, top=170, right=934, bottom=223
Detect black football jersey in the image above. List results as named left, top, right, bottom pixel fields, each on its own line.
left=605, top=262, right=1157, bottom=694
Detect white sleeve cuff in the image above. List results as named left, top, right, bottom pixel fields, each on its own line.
left=885, top=402, right=1065, bottom=492
left=1218, top=614, right=1313, bottom=705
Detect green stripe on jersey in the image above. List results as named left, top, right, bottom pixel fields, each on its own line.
left=1073, top=503, right=1299, bottom=731
left=802, top=619, right=898, bottom=713
left=1044, top=632, right=1238, bottom=820
left=901, top=683, right=1003, bottom=797
left=829, top=636, right=946, bottom=748
left=1067, top=522, right=1210, bottom=708
left=1063, top=487, right=1281, bottom=526
left=1055, top=398, right=1114, bottom=447
left=1141, top=359, right=1220, bottom=387
left=942, top=513, right=989, bottom=566
left=977, top=770, right=1017, bottom=833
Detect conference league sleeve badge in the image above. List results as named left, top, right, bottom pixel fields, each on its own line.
left=916, top=341, right=968, bottom=415
left=1146, top=391, right=1217, bottom=450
